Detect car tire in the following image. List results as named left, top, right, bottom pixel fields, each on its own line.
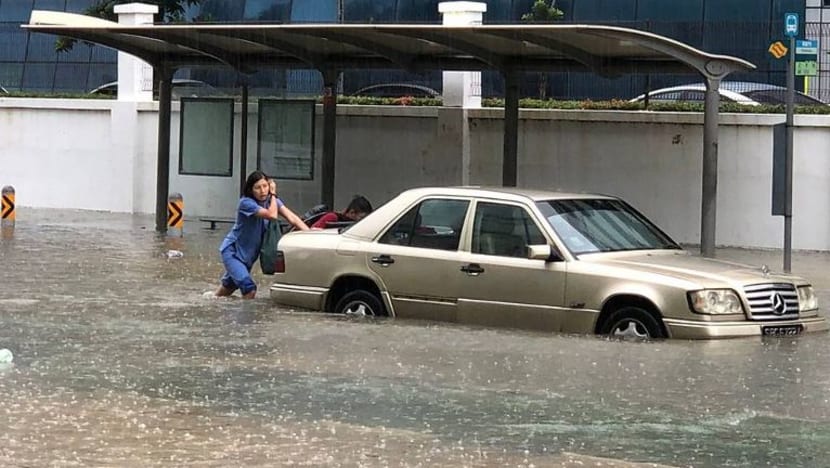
left=334, top=290, right=386, bottom=317
left=601, top=306, right=666, bottom=340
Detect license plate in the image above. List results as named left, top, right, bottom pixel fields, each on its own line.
left=762, top=325, right=804, bottom=336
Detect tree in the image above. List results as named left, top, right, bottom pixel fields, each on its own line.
left=521, top=0, right=564, bottom=23
left=56, top=0, right=203, bottom=52
left=521, top=0, right=564, bottom=99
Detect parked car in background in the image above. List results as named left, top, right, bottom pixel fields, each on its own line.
left=270, top=186, right=826, bottom=340
left=350, top=83, right=440, bottom=98
left=631, top=81, right=826, bottom=106
left=88, top=79, right=217, bottom=98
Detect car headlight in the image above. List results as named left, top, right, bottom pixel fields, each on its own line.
left=798, top=286, right=819, bottom=312
left=688, top=289, right=744, bottom=315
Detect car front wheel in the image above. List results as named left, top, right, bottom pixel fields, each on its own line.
left=334, top=290, right=386, bottom=317
left=601, top=306, right=666, bottom=340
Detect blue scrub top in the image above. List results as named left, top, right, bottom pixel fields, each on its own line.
left=220, top=196, right=284, bottom=266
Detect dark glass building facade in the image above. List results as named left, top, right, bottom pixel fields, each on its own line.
left=0, top=0, right=808, bottom=98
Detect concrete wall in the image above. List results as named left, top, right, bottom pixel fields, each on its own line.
left=1, top=97, right=829, bottom=250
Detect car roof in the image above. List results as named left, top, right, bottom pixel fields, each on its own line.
left=344, top=186, right=614, bottom=239
left=633, top=81, right=825, bottom=105
left=350, top=83, right=440, bottom=97
left=88, top=79, right=211, bottom=94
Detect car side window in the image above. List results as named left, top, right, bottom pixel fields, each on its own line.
left=379, top=199, right=470, bottom=251
left=680, top=90, right=706, bottom=102
left=649, top=91, right=682, bottom=102
left=471, top=202, right=546, bottom=258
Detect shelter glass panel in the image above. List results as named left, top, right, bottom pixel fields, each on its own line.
left=257, top=99, right=315, bottom=180
left=179, top=98, right=234, bottom=177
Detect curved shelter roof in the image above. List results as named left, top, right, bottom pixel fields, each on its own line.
left=24, top=9, right=756, bottom=256
left=25, top=10, right=754, bottom=78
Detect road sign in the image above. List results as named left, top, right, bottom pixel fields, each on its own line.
left=795, top=39, right=818, bottom=76
left=785, top=13, right=798, bottom=37
left=769, top=41, right=788, bottom=59
left=796, top=39, right=818, bottom=54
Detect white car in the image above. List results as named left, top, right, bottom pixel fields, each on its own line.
left=631, top=81, right=825, bottom=106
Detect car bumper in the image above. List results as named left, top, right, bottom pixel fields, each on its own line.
left=270, top=283, right=327, bottom=311
left=663, top=315, right=829, bottom=339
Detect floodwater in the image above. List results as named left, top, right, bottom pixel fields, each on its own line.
left=2, top=208, right=830, bottom=467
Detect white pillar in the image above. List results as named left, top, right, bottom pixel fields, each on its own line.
left=439, top=1, right=486, bottom=108
left=114, top=3, right=157, bottom=102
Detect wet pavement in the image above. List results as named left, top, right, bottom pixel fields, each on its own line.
left=2, top=208, right=830, bottom=467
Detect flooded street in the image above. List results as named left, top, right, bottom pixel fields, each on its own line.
left=2, top=209, right=830, bottom=467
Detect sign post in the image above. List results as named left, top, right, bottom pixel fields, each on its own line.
left=783, top=13, right=798, bottom=272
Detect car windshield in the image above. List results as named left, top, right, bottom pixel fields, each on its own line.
left=742, top=89, right=825, bottom=106
left=536, top=198, right=680, bottom=255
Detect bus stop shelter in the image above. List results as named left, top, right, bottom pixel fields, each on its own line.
left=25, top=9, right=755, bottom=256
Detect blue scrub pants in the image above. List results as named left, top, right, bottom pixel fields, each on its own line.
left=220, top=245, right=257, bottom=295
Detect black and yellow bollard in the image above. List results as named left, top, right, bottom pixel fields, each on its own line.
left=167, top=192, right=184, bottom=237
left=1, top=186, right=14, bottom=226
left=1, top=185, right=15, bottom=239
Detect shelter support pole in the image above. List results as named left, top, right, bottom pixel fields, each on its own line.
left=240, top=82, right=249, bottom=195
left=155, top=69, right=174, bottom=233
left=321, top=69, right=339, bottom=209
left=502, top=71, right=519, bottom=187
left=700, top=77, right=721, bottom=257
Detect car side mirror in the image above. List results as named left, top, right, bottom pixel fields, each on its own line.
left=527, top=244, right=564, bottom=262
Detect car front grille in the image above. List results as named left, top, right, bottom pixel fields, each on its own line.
left=744, top=283, right=799, bottom=320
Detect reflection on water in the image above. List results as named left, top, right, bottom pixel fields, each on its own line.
left=1, top=208, right=830, bottom=467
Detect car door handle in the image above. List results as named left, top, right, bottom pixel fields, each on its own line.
left=371, top=254, right=395, bottom=266
left=460, top=263, right=485, bottom=276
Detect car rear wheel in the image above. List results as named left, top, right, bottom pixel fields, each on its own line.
left=334, top=290, right=386, bottom=317
left=601, top=306, right=666, bottom=340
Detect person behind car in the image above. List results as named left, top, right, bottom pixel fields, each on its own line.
left=311, top=195, right=373, bottom=229
left=215, top=171, right=309, bottom=299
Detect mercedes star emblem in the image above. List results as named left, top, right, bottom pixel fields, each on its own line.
left=770, top=292, right=787, bottom=315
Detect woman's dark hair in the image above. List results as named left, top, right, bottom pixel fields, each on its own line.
left=243, top=171, right=269, bottom=199
left=346, top=195, right=373, bottom=215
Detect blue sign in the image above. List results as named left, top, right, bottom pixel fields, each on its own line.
left=796, top=40, right=818, bottom=55
left=785, top=13, right=798, bottom=37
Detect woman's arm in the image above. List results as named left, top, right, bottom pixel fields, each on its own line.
left=278, top=204, right=310, bottom=231
left=254, top=195, right=279, bottom=220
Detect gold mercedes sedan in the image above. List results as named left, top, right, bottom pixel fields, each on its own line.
left=270, top=187, right=827, bottom=339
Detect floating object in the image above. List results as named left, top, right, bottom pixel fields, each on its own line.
left=165, top=250, right=184, bottom=259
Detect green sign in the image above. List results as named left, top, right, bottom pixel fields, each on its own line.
left=795, top=39, right=819, bottom=77
left=796, top=61, right=818, bottom=76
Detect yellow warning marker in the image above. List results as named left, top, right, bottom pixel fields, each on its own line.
left=769, top=41, right=788, bottom=59
left=167, top=192, right=184, bottom=236
left=1, top=186, right=15, bottom=226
